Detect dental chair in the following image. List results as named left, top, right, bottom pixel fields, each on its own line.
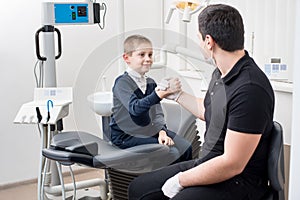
left=261, top=121, right=285, bottom=200
left=42, top=100, right=201, bottom=200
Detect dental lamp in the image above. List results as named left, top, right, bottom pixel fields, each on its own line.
left=165, top=0, right=210, bottom=23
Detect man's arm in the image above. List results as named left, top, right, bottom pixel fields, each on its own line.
left=178, top=129, right=261, bottom=186
left=176, top=91, right=205, bottom=121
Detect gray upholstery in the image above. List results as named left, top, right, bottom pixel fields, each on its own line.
left=44, top=131, right=173, bottom=172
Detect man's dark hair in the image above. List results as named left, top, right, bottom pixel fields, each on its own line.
left=198, top=4, right=244, bottom=51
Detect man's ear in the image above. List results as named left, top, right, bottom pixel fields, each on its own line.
left=123, top=53, right=130, bottom=64
left=205, top=35, right=214, bottom=50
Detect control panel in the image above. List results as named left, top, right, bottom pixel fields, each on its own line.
left=42, top=1, right=100, bottom=25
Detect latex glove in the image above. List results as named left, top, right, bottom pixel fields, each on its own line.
left=168, top=77, right=181, bottom=93
left=165, top=77, right=182, bottom=100
left=165, top=91, right=183, bottom=101
left=162, top=172, right=183, bottom=198
left=157, top=78, right=170, bottom=91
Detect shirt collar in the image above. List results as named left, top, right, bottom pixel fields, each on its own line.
left=126, top=67, right=146, bottom=80
left=126, top=67, right=147, bottom=94
left=222, top=50, right=251, bottom=84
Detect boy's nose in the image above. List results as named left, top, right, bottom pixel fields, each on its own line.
left=145, top=55, right=152, bottom=61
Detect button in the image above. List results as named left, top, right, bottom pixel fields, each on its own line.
left=210, top=92, right=214, bottom=96
left=215, top=82, right=219, bottom=85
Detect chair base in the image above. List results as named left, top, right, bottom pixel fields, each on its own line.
left=107, top=169, right=139, bottom=200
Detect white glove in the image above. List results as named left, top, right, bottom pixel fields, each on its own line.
left=165, top=91, right=183, bottom=101
left=157, top=78, right=170, bottom=91
left=162, top=172, right=183, bottom=198
left=168, top=77, right=181, bottom=93
left=166, top=77, right=182, bottom=100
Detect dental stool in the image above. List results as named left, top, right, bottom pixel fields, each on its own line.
left=42, top=100, right=201, bottom=200
left=261, top=121, right=285, bottom=200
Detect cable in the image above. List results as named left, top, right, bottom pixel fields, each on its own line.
left=69, top=166, right=76, bottom=200
left=39, top=61, right=44, bottom=87
left=34, top=60, right=45, bottom=88
left=37, top=123, right=42, bottom=137
left=47, top=100, right=53, bottom=122
left=98, top=2, right=107, bottom=30
left=34, top=60, right=40, bottom=87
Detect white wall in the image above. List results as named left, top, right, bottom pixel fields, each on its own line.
left=289, top=0, right=300, bottom=198
left=1, top=0, right=42, bottom=185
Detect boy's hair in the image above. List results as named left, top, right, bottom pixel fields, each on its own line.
left=124, top=35, right=152, bottom=55
left=198, top=4, right=244, bottom=52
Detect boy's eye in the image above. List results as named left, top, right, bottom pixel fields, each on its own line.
left=137, top=52, right=153, bottom=58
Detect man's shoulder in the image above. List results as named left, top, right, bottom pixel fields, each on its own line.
left=240, top=61, right=271, bottom=87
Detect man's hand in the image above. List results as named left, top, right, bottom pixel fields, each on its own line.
left=165, top=91, right=183, bottom=101
left=168, top=77, right=181, bottom=93
left=156, top=77, right=182, bottom=99
left=162, top=172, right=183, bottom=198
left=157, top=78, right=170, bottom=91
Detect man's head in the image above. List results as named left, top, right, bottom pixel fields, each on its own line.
left=198, top=4, right=244, bottom=52
left=123, top=35, right=153, bottom=75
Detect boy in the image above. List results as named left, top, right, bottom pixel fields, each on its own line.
left=110, top=34, right=192, bottom=164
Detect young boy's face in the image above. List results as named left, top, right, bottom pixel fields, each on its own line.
left=123, top=42, right=153, bottom=75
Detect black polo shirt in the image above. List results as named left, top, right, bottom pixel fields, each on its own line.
left=199, top=51, right=274, bottom=178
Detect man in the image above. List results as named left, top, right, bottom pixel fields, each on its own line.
left=128, top=4, right=274, bottom=200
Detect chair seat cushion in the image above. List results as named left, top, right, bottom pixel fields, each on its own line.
left=44, top=131, right=174, bottom=172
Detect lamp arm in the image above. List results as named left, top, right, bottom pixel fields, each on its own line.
left=165, top=5, right=176, bottom=24
left=156, top=44, right=209, bottom=65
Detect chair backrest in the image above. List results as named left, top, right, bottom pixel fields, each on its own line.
left=267, top=121, right=285, bottom=200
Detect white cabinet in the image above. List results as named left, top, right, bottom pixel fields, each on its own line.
left=272, top=80, right=293, bottom=145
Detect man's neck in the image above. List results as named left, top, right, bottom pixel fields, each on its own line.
left=215, top=49, right=245, bottom=78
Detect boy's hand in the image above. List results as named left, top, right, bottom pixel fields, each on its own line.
left=158, top=130, right=174, bottom=146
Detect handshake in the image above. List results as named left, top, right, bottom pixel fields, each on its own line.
left=156, top=77, right=183, bottom=101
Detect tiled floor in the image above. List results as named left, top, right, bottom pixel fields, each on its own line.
left=0, top=168, right=104, bottom=200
